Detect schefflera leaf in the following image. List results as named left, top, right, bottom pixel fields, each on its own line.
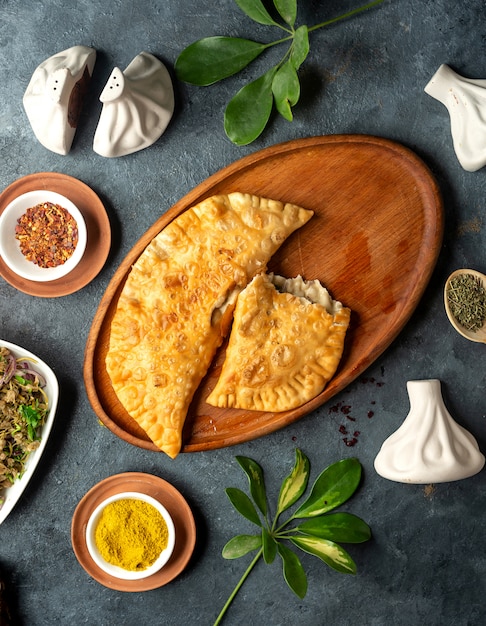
left=236, top=455, right=267, bottom=517
left=216, top=453, right=372, bottom=625
left=276, top=448, right=310, bottom=517
left=224, top=66, right=277, bottom=145
left=234, top=0, right=281, bottom=26
left=290, top=536, right=358, bottom=575
left=293, top=458, right=362, bottom=519
left=290, top=25, right=309, bottom=69
left=222, top=534, right=262, bottom=559
left=262, top=528, right=278, bottom=564
left=226, top=487, right=262, bottom=526
left=272, top=60, right=300, bottom=121
left=277, top=543, right=308, bottom=598
left=274, top=0, right=297, bottom=27
left=296, top=512, right=371, bottom=544
left=174, top=36, right=266, bottom=86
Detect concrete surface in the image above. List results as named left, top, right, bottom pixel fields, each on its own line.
left=0, top=1, right=485, bottom=625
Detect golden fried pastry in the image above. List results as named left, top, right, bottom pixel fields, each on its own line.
left=106, top=193, right=313, bottom=457
left=206, top=273, right=350, bottom=412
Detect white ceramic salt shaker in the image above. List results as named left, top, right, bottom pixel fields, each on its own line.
left=93, top=52, right=174, bottom=157
left=374, top=379, right=484, bottom=483
left=424, top=64, right=486, bottom=172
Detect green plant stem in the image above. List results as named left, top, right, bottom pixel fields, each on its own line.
left=274, top=514, right=297, bottom=534
left=308, top=0, right=384, bottom=32
left=274, top=529, right=299, bottom=539
left=213, top=548, right=263, bottom=626
left=262, top=34, right=293, bottom=48
left=244, top=0, right=384, bottom=55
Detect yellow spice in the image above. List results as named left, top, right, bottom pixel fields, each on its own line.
left=94, top=498, right=169, bottom=571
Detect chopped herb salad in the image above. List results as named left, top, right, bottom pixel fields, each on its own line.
left=0, top=346, right=49, bottom=502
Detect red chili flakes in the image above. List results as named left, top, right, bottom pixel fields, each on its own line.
left=15, top=202, right=78, bottom=268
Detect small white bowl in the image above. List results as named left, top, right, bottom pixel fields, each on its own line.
left=86, top=492, right=176, bottom=580
left=0, top=189, right=87, bottom=282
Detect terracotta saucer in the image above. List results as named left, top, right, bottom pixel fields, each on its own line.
left=0, top=172, right=111, bottom=297
left=71, top=472, right=196, bottom=592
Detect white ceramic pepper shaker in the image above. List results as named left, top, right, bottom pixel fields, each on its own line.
left=23, top=45, right=96, bottom=155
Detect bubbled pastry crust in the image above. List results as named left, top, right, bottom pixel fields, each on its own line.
left=105, top=193, right=313, bottom=458
left=206, top=273, right=350, bottom=412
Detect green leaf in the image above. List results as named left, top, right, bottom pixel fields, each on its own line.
left=224, top=66, right=277, bottom=145
left=175, top=0, right=385, bottom=146
left=290, top=536, right=357, bottom=575
left=222, top=534, right=262, bottom=559
left=262, top=528, right=278, bottom=564
left=293, top=458, right=362, bottom=519
left=234, top=0, right=280, bottom=26
left=216, top=453, right=372, bottom=625
left=296, top=512, right=371, bottom=544
left=175, top=37, right=266, bottom=86
left=276, top=448, right=309, bottom=516
left=19, top=404, right=44, bottom=441
left=290, top=25, right=309, bottom=70
left=236, top=456, right=267, bottom=517
left=272, top=60, right=300, bottom=121
left=277, top=543, right=308, bottom=598
left=226, top=487, right=262, bottom=526
left=274, top=0, right=297, bottom=27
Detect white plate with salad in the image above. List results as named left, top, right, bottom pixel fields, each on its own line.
left=0, top=339, right=59, bottom=525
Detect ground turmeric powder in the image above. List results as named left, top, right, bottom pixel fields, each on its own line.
left=94, top=498, right=169, bottom=571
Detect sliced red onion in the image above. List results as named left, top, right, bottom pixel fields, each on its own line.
left=16, top=363, right=46, bottom=387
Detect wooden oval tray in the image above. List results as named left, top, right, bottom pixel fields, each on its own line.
left=83, top=135, right=443, bottom=453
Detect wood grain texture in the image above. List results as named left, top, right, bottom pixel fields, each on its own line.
left=83, top=135, right=443, bottom=453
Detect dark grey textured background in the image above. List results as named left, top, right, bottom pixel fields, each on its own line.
left=1, top=1, right=485, bottom=624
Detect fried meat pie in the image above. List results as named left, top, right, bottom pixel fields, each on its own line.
left=206, top=274, right=351, bottom=412
left=105, top=193, right=313, bottom=458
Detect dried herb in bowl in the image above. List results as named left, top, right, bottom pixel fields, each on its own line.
left=446, top=273, right=486, bottom=332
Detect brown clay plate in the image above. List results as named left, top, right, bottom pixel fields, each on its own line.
left=83, top=135, right=443, bottom=453
left=71, top=472, right=196, bottom=591
left=0, top=172, right=111, bottom=297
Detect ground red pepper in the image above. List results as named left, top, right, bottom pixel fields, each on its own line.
left=15, top=202, right=78, bottom=268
